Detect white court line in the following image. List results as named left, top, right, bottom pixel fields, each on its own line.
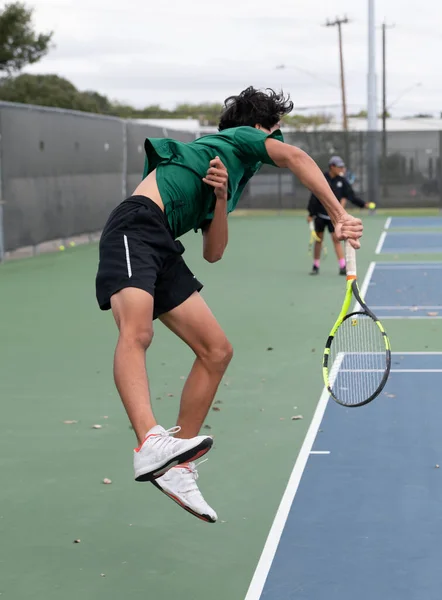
left=359, top=261, right=376, bottom=299
left=392, top=369, right=442, bottom=373
left=389, top=351, right=442, bottom=355
left=332, top=351, right=383, bottom=355
left=375, top=316, right=442, bottom=320
left=370, top=305, right=442, bottom=310
left=331, top=351, right=442, bottom=355
left=381, top=248, right=442, bottom=254
left=352, top=261, right=376, bottom=312
left=384, top=217, right=392, bottom=230
left=375, top=231, right=387, bottom=254
left=244, top=388, right=333, bottom=599
left=375, top=263, right=442, bottom=269
left=244, top=354, right=345, bottom=600
left=244, top=351, right=442, bottom=599
left=310, top=451, right=331, bottom=455
left=386, top=230, right=442, bottom=235
left=339, top=368, right=442, bottom=373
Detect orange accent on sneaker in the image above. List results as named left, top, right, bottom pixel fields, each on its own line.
left=134, top=433, right=160, bottom=453
left=175, top=463, right=192, bottom=473
left=190, top=447, right=210, bottom=462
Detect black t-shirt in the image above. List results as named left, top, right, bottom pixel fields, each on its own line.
left=307, top=172, right=365, bottom=218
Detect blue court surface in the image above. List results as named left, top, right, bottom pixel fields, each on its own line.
left=377, top=232, right=442, bottom=254
left=386, top=217, right=442, bottom=230
left=362, top=262, right=442, bottom=318
left=245, top=353, right=442, bottom=600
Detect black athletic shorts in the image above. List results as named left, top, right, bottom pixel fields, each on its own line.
left=95, top=195, right=203, bottom=319
left=314, top=215, right=335, bottom=234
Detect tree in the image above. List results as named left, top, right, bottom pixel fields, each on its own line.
left=81, top=90, right=113, bottom=114
left=111, top=102, right=140, bottom=118
left=0, top=73, right=107, bottom=112
left=409, top=113, right=433, bottom=119
left=282, top=113, right=333, bottom=130
left=349, top=110, right=368, bottom=119
left=0, top=2, right=53, bottom=75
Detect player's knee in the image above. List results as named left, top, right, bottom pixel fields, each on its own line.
left=200, top=338, right=233, bottom=372
left=120, top=324, right=154, bottom=350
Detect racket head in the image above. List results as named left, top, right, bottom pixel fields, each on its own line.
left=308, top=220, right=318, bottom=253
left=323, top=307, right=391, bottom=408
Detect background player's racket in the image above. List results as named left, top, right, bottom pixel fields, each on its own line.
left=308, top=220, right=320, bottom=254
left=308, top=221, right=328, bottom=257
left=322, top=241, right=391, bottom=407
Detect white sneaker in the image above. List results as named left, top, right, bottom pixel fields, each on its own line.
left=133, top=425, right=213, bottom=482
left=153, top=461, right=217, bottom=523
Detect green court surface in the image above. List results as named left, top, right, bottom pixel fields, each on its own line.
left=0, top=214, right=440, bottom=600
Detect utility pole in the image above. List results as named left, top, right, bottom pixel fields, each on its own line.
left=382, top=22, right=395, bottom=196
left=367, top=2, right=377, bottom=131
left=382, top=23, right=387, bottom=136
left=326, top=16, right=349, bottom=131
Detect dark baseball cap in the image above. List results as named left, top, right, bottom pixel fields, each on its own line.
left=329, top=155, right=345, bottom=168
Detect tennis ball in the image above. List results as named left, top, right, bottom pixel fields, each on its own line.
left=368, top=202, right=376, bottom=210
left=59, top=245, right=65, bottom=251
left=69, top=241, right=76, bottom=247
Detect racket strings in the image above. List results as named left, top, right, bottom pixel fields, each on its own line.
left=328, top=313, right=387, bottom=406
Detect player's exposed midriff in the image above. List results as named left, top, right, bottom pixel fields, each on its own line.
left=133, top=169, right=165, bottom=212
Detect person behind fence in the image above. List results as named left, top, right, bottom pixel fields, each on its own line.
left=307, top=155, right=374, bottom=276
left=95, top=87, right=363, bottom=523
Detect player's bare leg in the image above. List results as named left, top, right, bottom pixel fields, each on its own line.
left=311, top=231, right=324, bottom=275
left=152, top=291, right=233, bottom=523
left=111, top=287, right=156, bottom=444
left=160, top=291, right=233, bottom=439
left=111, top=287, right=213, bottom=482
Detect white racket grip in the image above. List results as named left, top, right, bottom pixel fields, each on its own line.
left=309, top=221, right=314, bottom=232
left=345, top=241, right=357, bottom=277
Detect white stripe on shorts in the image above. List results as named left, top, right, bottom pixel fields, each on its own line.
left=123, top=234, right=132, bottom=278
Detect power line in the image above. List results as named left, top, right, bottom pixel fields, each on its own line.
left=275, top=64, right=338, bottom=89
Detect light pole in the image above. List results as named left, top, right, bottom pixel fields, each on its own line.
left=367, top=0, right=379, bottom=205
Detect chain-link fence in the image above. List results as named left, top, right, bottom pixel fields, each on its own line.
left=250, top=130, right=442, bottom=211
left=1, top=102, right=441, bottom=258
left=0, top=102, right=198, bottom=257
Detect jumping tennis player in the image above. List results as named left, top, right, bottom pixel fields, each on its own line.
left=308, top=155, right=373, bottom=276
left=95, top=87, right=363, bottom=523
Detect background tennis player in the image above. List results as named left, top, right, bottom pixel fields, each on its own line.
left=308, top=155, right=374, bottom=276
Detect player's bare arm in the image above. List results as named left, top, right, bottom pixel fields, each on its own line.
left=201, top=157, right=229, bottom=263
left=265, top=139, right=363, bottom=249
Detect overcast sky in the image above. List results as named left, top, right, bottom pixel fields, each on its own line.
left=25, top=0, right=442, bottom=118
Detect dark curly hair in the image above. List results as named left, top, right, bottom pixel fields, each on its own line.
left=218, top=86, right=293, bottom=131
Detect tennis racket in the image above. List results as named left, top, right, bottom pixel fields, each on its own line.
left=308, top=221, right=320, bottom=254
left=308, top=221, right=328, bottom=257
left=322, top=241, right=391, bottom=407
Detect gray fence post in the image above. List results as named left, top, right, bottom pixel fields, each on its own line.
left=0, top=114, right=4, bottom=262
left=122, top=119, right=128, bottom=200
left=439, top=131, right=442, bottom=213
left=0, top=203, right=4, bottom=263
left=367, top=131, right=380, bottom=207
